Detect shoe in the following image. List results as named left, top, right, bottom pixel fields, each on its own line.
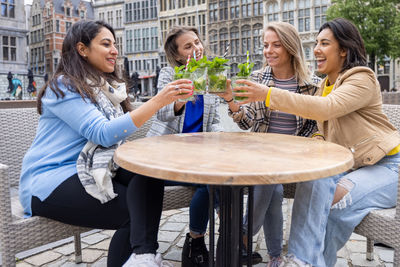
left=241, top=245, right=263, bottom=265
left=122, top=253, right=160, bottom=267
left=181, top=233, right=209, bottom=267
left=155, top=253, right=174, bottom=267
left=267, top=256, right=282, bottom=267
left=279, top=255, right=312, bottom=267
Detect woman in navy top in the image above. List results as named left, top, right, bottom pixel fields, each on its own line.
left=20, top=21, right=192, bottom=267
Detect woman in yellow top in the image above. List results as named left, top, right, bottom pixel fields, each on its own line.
left=234, top=18, right=400, bottom=267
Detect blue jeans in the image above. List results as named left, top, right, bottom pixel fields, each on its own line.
left=243, top=184, right=283, bottom=257
left=165, top=181, right=209, bottom=235
left=289, top=153, right=400, bottom=267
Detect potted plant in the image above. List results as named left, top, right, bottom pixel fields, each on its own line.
left=231, top=61, right=254, bottom=101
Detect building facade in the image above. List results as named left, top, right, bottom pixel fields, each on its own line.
left=0, top=0, right=28, bottom=74
left=93, top=0, right=124, bottom=73
left=124, top=0, right=159, bottom=96
left=207, top=0, right=264, bottom=76
left=28, top=0, right=94, bottom=77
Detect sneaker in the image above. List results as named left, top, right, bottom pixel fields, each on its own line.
left=155, top=252, right=174, bottom=267
left=279, top=255, right=312, bottom=267
left=241, top=246, right=263, bottom=265
left=122, top=253, right=159, bottom=267
left=267, top=256, right=282, bottom=267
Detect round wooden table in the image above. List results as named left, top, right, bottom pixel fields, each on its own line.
left=114, top=132, right=354, bottom=266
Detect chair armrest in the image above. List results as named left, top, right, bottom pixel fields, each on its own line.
left=0, top=164, right=13, bottom=229
left=396, top=165, right=400, bottom=221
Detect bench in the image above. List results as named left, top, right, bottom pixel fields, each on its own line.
left=0, top=101, right=195, bottom=266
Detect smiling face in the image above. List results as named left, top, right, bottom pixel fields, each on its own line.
left=263, top=29, right=292, bottom=71
left=314, top=28, right=347, bottom=84
left=175, top=31, right=204, bottom=64
left=78, top=27, right=118, bottom=73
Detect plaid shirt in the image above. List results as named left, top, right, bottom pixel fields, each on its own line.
left=229, top=66, right=320, bottom=137
left=147, top=67, right=223, bottom=137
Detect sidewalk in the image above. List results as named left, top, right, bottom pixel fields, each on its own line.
left=15, top=103, right=395, bottom=266
left=15, top=199, right=394, bottom=267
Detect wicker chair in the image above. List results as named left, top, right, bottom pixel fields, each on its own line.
left=354, top=104, right=400, bottom=265
left=0, top=101, right=195, bottom=266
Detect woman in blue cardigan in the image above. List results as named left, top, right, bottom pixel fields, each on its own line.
left=19, top=20, right=192, bottom=267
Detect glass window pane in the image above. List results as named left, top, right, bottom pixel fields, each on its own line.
left=10, top=36, right=15, bottom=46
left=9, top=3, right=14, bottom=17
left=1, top=3, right=7, bottom=16
left=3, top=47, right=8, bottom=60
left=11, top=47, right=15, bottom=61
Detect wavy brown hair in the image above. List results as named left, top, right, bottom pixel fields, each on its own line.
left=37, top=20, right=132, bottom=114
left=164, top=26, right=204, bottom=67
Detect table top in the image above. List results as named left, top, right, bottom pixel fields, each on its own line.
left=114, top=132, right=354, bottom=185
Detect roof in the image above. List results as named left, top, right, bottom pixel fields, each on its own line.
left=53, top=0, right=94, bottom=19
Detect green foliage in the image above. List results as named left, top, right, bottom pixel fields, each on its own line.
left=208, top=57, right=230, bottom=70
left=237, top=62, right=255, bottom=77
left=327, top=0, right=400, bottom=65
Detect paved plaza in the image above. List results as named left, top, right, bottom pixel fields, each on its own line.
left=12, top=103, right=396, bottom=266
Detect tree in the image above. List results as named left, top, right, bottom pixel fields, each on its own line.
left=327, top=0, right=400, bottom=69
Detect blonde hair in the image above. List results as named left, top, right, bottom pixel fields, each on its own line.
left=264, top=22, right=311, bottom=84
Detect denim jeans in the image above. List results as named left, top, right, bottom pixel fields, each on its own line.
left=165, top=181, right=209, bottom=235
left=243, top=184, right=283, bottom=257
left=289, top=153, right=400, bottom=267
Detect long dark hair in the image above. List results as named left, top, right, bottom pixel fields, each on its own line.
left=319, top=18, right=367, bottom=73
left=164, top=26, right=203, bottom=67
left=37, top=20, right=132, bottom=114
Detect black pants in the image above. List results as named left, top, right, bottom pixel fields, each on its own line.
left=31, top=168, right=164, bottom=267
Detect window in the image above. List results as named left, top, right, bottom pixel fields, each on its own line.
left=1, top=0, right=15, bottom=18
left=198, top=14, right=206, bottom=40
left=219, top=28, right=228, bottom=57
left=80, top=10, right=85, bottom=19
left=117, top=36, right=123, bottom=55
left=2, top=36, right=16, bottom=61
left=253, top=24, right=262, bottom=53
left=209, top=3, right=218, bottom=22
left=282, top=0, right=294, bottom=25
left=99, top=11, right=104, bottom=21
left=230, top=26, right=239, bottom=55
left=66, top=22, right=72, bottom=32
left=45, top=21, right=53, bottom=33
left=107, top=11, right=113, bottom=27
left=134, top=29, right=141, bottom=51
left=149, top=0, right=157, bottom=19
left=56, top=20, right=60, bottom=32
left=267, top=1, right=279, bottom=22
left=314, top=0, right=328, bottom=30
left=46, top=39, right=49, bottom=50
left=125, top=3, right=132, bottom=22
left=66, top=7, right=71, bottom=17
left=142, top=28, right=150, bottom=51
left=219, top=1, right=228, bottom=21
left=298, top=0, right=310, bottom=32
left=210, top=30, right=218, bottom=55
left=116, top=9, right=122, bottom=27
left=241, top=0, right=251, bottom=18
left=241, top=25, right=251, bottom=53
left=150, top=27, right=158, bottom=50
left=304, top=46, right=311, bottom=59
left=230, top=0, right=239, bottom=19
left=54, top=58, right=58, bottom=71
left=253, top=0, right=262, bottom=16
left=126, top=30, right=133, bottom=53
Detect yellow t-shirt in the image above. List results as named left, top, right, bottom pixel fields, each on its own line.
left=322, top=79, right=400, bottom=155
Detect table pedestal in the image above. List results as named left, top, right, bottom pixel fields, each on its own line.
left=209, top=186, right=254, bottom=267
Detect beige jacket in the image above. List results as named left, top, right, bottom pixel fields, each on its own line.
left=269, top=66, right=400, bottom=169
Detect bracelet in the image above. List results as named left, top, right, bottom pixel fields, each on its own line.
left=311, top=133, right=325, bottom=140
left=226, top=98, right=234, bottom=103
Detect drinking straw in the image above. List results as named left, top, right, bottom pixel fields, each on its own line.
left=193, top=50, right=196, bottom=61
left=246, top=50, right=250, bottom=71
left=185, top=54, right=191, bottom=70
left=222, top=42, right=230, bottom=58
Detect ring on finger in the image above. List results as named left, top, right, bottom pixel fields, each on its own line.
left=175, top=85, right=179, bottom=90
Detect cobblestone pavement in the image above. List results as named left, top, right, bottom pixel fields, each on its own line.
left=15, top=104, right=396, bottom=266
left=15, top=199, right=395, bottom=267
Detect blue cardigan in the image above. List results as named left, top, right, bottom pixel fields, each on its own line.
left=19, top=80, right=137, bottom=217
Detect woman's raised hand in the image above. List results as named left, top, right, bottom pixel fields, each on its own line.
left=155, top=79, right=193, bottom=106
left=232, top=79, right=269, bottom=105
